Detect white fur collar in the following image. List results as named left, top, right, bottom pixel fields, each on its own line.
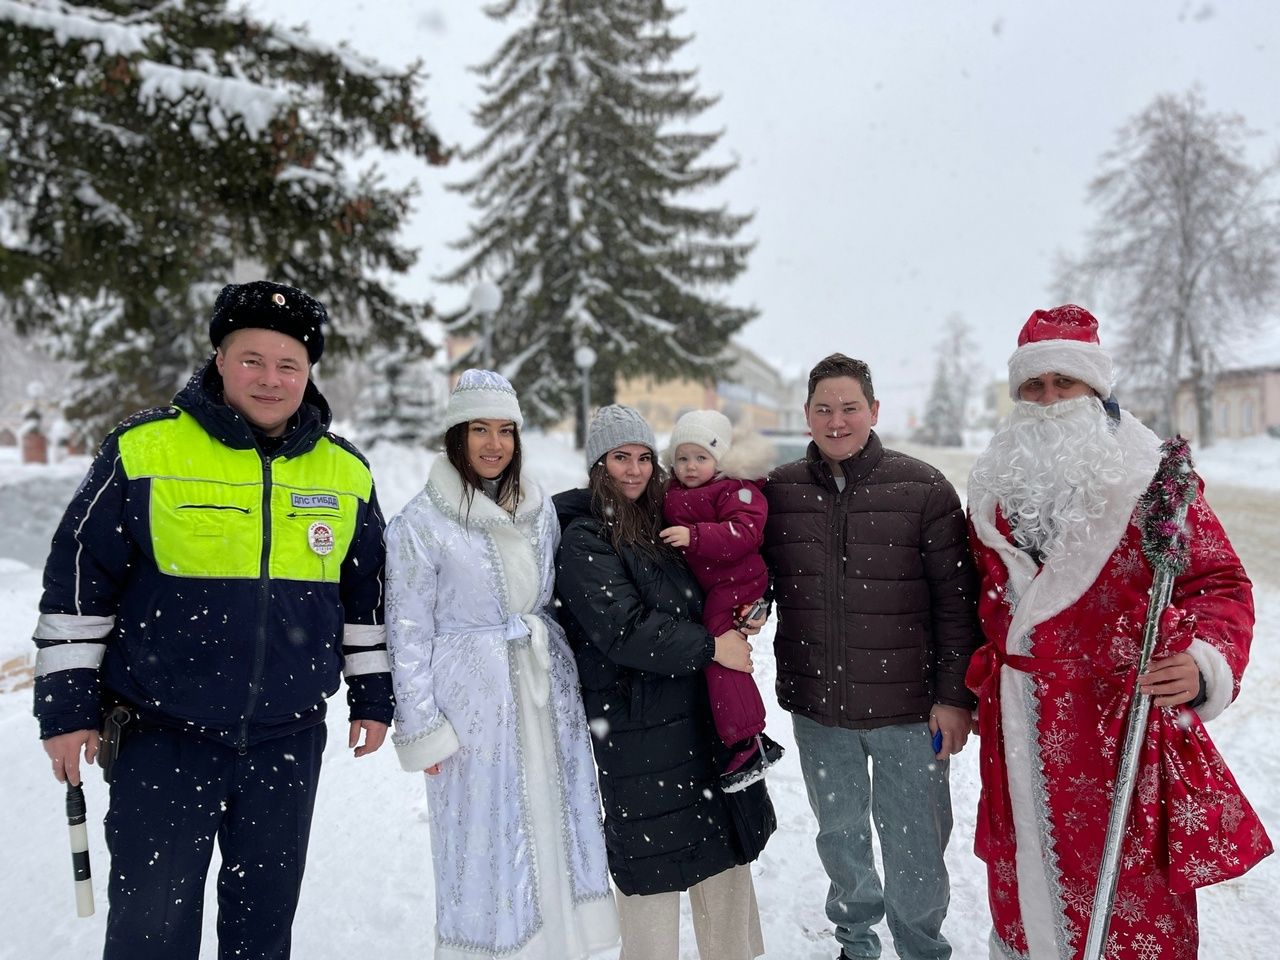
left=425, top=457, right=544, bottom=527
left=968, top=411, right=1162, bottom=650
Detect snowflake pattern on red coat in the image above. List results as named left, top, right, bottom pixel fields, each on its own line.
left=966, top=456, right=1271, bottom=960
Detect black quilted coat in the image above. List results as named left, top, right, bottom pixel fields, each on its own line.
left=553, top=488, right=776, bottom=896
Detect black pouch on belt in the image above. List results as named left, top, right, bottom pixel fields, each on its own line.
left=97, top=704, right=133, bottom=784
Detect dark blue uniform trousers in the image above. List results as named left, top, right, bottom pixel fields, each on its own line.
left=102, top=722, right=326, bottom=960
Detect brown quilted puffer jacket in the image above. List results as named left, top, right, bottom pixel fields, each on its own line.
left=762, top=432, right=979, bottom=729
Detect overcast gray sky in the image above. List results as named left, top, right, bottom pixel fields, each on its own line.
left=252, top=0, right=1280, bottom=431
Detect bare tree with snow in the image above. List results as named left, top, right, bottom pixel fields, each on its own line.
left=441, top=0, right=757, bottom=431
left=1057, top=89, right=1280, bottom=445
left=0, top=0, right=446, bottom=437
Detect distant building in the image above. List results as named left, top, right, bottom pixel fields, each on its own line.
left=1122, top=323, right=1280, bottom=442
left=1172, top=365, right=1280, bottom=441
left=615, top=341, right=788, bottom=433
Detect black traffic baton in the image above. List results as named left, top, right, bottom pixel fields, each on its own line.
left=65, top=781, right=95, bottom=917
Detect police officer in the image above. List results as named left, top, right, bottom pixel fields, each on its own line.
left=33, top=281, right=393, bottom=960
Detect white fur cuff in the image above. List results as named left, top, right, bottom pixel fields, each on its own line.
left=393, top=718, right=461, bottom=772
left=1186, top=637, right=1234, bottom=723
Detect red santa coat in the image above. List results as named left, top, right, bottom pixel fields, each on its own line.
left=965, top=414, right=1271, bottom=960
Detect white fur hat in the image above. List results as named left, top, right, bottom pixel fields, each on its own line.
left=667, top=409, right=733, bottom=464
left=442, top=369, right=523, bottom=430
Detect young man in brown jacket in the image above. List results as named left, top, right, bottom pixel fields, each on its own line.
left=762, top=353, right=979, bottom=960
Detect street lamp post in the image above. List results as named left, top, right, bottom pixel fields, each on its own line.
left=467, top=280, right=503, bottom=368
left=573, top=345, right=597, bottom=451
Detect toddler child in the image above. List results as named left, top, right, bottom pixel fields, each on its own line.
left=659, top=409, right=783, bottom=792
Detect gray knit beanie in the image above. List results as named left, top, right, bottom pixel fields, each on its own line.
left=585, top=404, right=657, bottom=469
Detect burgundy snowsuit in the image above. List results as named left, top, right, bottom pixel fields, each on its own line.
left=663, top=475, right=770, bottom=747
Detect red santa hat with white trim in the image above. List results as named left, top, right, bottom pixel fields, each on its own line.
left=1007, top=304, right=1114, bottom=400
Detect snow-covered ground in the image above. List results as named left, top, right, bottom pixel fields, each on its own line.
left=0, top=432, right=1276, bottom=959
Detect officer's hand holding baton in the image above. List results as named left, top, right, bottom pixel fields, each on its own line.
left=43, top=729, right=99, bottom=917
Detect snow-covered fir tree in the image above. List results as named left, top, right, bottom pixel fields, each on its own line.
left=355, top=338, right=448, bottom=448
left=913, top=315, right=975, bottom=447
left=442, top=0, right=757, bottom=428
left=0, top=0, right=445, bottom=438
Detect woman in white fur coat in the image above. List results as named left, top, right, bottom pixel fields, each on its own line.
left=385, top=369, right=618, bottom=960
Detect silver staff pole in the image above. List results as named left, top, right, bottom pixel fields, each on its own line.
left=66, top=782, right=95, bottom=917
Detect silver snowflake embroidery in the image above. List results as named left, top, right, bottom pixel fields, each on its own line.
left=1040, top=726, right=1074, bottom=767
left=1131, top=931, right=1161, bottom=960
left=1219, top=793, right=1245, bottom=833
left=1170, top=796, right=1208, bottom=834
left=1101, top=733, right=1118, bottom=760
left=1063, top=805, right=1091, bottom=835
left=1193, top=525, right=1230, bottom=562
left=1137, top=767, right=1159, bottom=807
left=1060, top=877, right=1093, bottom=915
left=1179, top=853, right=1222, bottom=886
left=1111, top=888, right=1143, bottom=926
left=1112, top=549, right=1146, bottom=580
left=995, top=857, right=1017, bottom=886
left=1088, top=582, right=1120, bottom=613
left=1207, top=831, right=1241, bottom=867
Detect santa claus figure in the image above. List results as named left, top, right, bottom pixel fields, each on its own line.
left=965, top=305, right=1272, bottom=960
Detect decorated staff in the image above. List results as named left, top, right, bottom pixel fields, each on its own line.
left=964, top=305, right=1272, bottom=960
left=1082, top=445, right=1194, bottom=960
left=65, top=782, right=94, bottom=917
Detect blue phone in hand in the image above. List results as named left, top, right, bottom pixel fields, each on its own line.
left=931, top=729, right=944, bottom=754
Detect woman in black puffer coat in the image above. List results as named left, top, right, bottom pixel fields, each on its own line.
left=554, top=404, right=776, bottom=960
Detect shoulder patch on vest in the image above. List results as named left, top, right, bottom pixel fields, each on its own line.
left=325, top=432, right=372, bottom=469
left=101, top=405, right=181, bottom=453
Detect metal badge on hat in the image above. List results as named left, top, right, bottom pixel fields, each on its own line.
left=308, top=521, right=335, bottom=556
left=273, top=292, right=286, bottom=306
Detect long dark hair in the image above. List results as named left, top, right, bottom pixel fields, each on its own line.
left=587, top=454, right=676, bottom=561
left=443, top=421, right=523, bottom=523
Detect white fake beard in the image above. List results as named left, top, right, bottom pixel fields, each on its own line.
left=970, top=395, right=1128, bottom=560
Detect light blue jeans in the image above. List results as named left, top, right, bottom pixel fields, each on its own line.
left=792, top=715, right=952, bottom=960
